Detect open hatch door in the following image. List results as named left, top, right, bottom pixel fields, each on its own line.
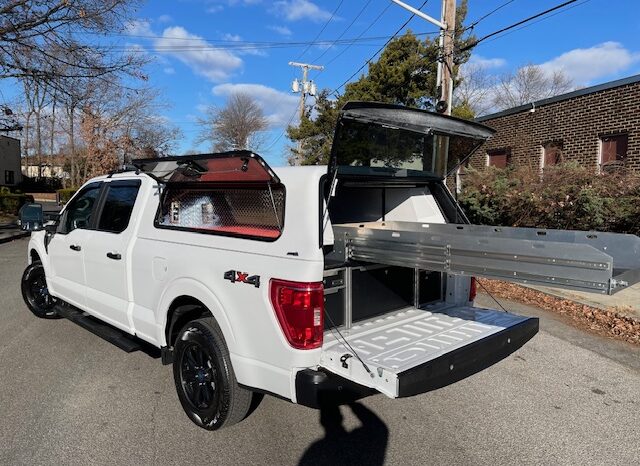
left=328, top=101, right=495, bottom=180
left=132, top=151, right=280, bottom=185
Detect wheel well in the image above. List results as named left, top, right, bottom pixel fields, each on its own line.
left=30, top=249, right=41, bottom=264
left=165, top=296, right=212, bottom=347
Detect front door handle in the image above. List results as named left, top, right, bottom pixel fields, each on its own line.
left=106, top=252, right=122, bottom=260
left=69, top=244, right=81, bottom=251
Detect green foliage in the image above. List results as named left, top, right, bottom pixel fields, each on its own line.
left=57, top=188, right=77, bottom=204
left=458, top=163, right=640, bottom=235
left=0, top=187, right=10, bottom=194
left=288, top=1, right=474, bottom=165
left=0, top=193, right=35, bottom=215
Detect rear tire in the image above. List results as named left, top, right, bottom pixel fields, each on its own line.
left=21, top=261, right=61, bottom=319
left=173, top=317, right=252, bottom=430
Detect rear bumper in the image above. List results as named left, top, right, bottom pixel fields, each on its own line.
left=295, top=316, right=538, bottom=407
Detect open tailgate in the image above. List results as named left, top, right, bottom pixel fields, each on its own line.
left=320, top=305, right=538, bottom=398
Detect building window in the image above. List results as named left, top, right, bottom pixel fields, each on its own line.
left=542, top=142, right=563, bottom=168
left=600, top=134, right=628, bottom=169
left=487, top=149, right=511, bottom=168
left=5, top=170, right=14, bottom=185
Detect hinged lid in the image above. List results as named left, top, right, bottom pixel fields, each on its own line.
left=329, top=101, right=495, bottom=180
left=132, top=151, right=280, bottom=184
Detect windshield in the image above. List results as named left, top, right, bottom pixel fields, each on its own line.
left=331, top=117, right=485, bottom=179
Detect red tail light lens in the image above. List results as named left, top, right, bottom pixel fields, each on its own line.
left=469, top=277, right=477, bottom=302
left=269, top=279, right=324, bottom=350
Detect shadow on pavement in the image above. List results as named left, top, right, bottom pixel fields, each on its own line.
left=298, top=402, right=388, bottom=466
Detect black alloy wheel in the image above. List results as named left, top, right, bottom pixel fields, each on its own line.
left=172, top=317, right=253, bottom=430
left=179, top=342, right=221, bottom=412
left=21, top=261, right=61, bottom=319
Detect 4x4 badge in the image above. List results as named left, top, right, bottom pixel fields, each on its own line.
left=224, top=270, right=260, bottom=288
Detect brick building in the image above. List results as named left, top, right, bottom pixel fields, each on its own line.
left=460, top=74, right=640, bottom=187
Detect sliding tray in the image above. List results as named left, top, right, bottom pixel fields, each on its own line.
left=331, top=221, right=640, bottom=295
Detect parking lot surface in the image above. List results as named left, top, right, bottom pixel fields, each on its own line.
left=1, top=238, right=639, bottom=465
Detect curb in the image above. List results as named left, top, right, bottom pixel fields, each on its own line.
left=0, top=231, right=30, bottom=245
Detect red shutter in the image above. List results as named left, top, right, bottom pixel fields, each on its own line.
left=488, top=151, right=509, bottom=168
left=601, top=135, right=628, bottom=164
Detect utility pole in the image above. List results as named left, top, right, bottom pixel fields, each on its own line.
left=390, top=0, right=456, bottom=115
left=288, top=61, right=323, bottom=121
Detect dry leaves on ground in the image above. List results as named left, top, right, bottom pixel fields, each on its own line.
left=478, top=278, right=640, bottom=346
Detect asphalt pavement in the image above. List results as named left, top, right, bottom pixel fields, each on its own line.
left=0, top=238, right=639, bottom=466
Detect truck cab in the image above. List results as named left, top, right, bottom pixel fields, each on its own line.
left=20, top=102, right=640, bottom=430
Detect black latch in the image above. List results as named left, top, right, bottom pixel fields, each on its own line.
left=340, top=354, right=352, bottom=369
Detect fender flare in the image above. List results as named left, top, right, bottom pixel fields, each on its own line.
left=156, top=277, right=235, bottom=350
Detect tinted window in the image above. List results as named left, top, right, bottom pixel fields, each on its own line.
left=98, top=182, right=140, bottom=233
left=59, top=183, right=102, bottom=234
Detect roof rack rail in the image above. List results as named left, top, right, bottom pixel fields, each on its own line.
left=107, top=164, right=140, bottom=178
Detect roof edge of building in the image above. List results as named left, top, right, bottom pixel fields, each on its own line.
left=476, top=73, right=640, bottom=122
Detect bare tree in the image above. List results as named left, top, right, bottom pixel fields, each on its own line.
left=197, top=93, right=268, bottom=152
left=453, top=63, right=497, bottom=117
left=492, top=64, right=574, bottom=110
left=0, top=0, right=146, bottom=89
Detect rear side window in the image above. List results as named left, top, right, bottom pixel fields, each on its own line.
left=98, top=181, right=141, bottom=233
left=156, top=185, right=285, bottom=241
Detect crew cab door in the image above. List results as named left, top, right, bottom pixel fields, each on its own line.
left=83, top=179, right=142, bottom=332
left=48, top=182, right=102, bottom=308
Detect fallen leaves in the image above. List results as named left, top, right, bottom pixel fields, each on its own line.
left=478, top=278, right=640, bottom=346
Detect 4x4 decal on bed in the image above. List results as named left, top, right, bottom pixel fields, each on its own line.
left=224, top=270, right=260, bottom=288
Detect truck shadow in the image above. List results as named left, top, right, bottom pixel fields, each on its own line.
left=298, top=402, right=388, bottom=466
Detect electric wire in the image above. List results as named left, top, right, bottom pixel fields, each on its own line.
left=330, top=0, right=430, bottom=94
left=293, top=0, right=345, bottom=61
left=312, top=0, right=373, bottom=63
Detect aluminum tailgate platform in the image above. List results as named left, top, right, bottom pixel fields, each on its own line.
left=320, top=305, right=538, bottom=398
left=331, top=221, right=640, bottom=295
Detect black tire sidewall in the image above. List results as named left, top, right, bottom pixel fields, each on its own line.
left=21, top=262, right=60, bottom=319
left=172, top=319, right=234, bottom=430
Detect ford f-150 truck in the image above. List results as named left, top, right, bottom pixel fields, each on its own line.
left=19, top=102, right=640, bottom=430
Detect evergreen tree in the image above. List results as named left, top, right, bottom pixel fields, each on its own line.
left=287, top=0, right=474, bottom=165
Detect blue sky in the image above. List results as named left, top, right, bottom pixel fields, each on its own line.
left=4, top=0, right=640, bottom=167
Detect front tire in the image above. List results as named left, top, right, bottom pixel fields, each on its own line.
left=173, top=317, right=252, bottom=430
left=21, top=261, right=61, bottom=319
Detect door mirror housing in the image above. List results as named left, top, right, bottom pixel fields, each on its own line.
left=18, top=203, right=44, bottom=231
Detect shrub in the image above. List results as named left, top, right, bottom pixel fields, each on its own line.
left=57, top=188, right=77, bottom=204
left=0, top=193, right=35, bottom=215
left=458, top=163, right=640, bottom=235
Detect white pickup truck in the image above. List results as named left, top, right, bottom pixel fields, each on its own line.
left=19, top=102, right=640, bottom=430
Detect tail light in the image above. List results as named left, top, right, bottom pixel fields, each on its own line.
left=269, top=279, right=324, bottom=349
left=469, top=277, right=477, bottom=302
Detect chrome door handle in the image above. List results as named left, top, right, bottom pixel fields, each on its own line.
left=69, top=244, right=81, bottom=251
left=106, top=252, right=121, bottom=260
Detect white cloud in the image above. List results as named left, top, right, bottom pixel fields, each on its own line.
left=267, top=25, right=292, bottom=36
left=271, top=0, right=333, bottom=23
left=468, top=55, right=506, bottom=69
left=206, top=5, right=224, bottom=14
left=124, top=19, right=153, bottom=36
left=157, top=14, right=172, bottom=24
left=223, top=33, right=242, bottom=42
left=154, top=26, right=243, bottom=82
left=539, top=42, right=640, bottom=84
left=163, top=67, right=176, bottom=75
left=212, top=83, right=298, bottom=128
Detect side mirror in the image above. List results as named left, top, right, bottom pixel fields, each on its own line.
left=18, top=203, right=44, bottom=231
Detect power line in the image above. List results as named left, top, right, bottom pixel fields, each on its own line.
left=294, top=0, right=345, bottom=61
left=465, top=0, right=517, bottom=32
left=458, top=0, right=580, bottom=54
left=312, top=0, right=373, bottom=63
left=90, top=31, right=440, bottom=53
left=330, top=0, right=430, bottom=94
left=317, top=2, right=394, bottom=73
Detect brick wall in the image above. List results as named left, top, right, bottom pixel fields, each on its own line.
left=469, top=79, right=640, bottom=172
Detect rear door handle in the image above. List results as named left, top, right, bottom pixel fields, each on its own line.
left=69, top=244, right=81, bottom=251
left=106, top=252, right=122, bottom=260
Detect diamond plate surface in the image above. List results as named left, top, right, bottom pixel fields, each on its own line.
left=323, top=306, right=529, bottom=373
